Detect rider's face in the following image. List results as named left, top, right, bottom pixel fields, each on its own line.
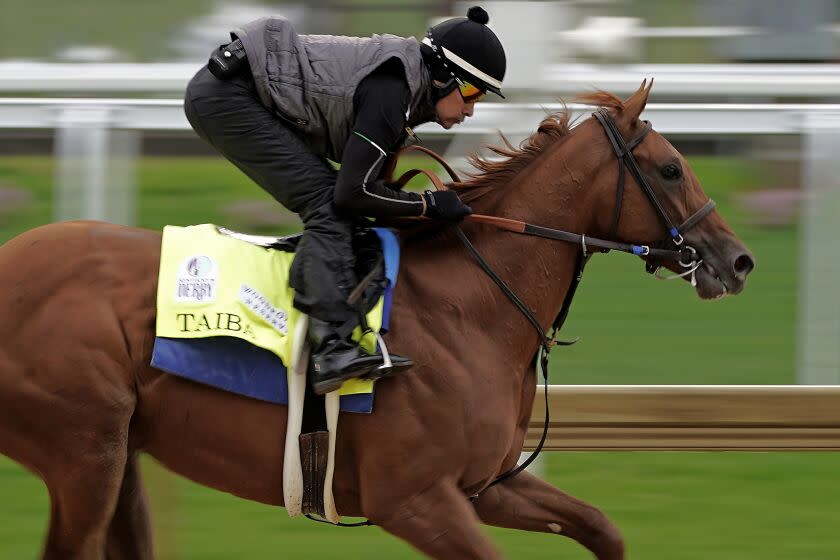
left=434, top=85, right=476, bottom=130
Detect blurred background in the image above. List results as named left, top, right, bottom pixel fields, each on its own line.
left=1, top=1, right=839, bottom=558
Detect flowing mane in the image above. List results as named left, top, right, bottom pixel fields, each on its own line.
left=455, top=90, right=627, bottom=200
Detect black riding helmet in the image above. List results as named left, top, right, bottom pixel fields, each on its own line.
left=421, top=6, right=507, bottom=100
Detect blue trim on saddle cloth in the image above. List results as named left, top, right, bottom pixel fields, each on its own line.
left=149, top=227, right=400, bottom=415
left=372, top=228, right=399, bottom=331
left=151, top=337, right=374, bottom=413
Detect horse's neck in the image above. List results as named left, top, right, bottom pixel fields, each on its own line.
left=400, top=144, right=601, bottom=372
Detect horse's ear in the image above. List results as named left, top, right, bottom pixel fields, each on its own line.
left=619, top=79, right=653, bottom=127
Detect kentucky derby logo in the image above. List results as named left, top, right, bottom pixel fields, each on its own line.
left=187, top=255, right=213, bottom=277
left=175, top=255, right=218, bottom=303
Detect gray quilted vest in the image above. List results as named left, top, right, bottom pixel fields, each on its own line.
left=233, top=17, right=436, bottom=162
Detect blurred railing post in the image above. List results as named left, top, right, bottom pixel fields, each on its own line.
left=54, top=105, right=138, bottom=225
left=797, top=112, right=840, bottom=385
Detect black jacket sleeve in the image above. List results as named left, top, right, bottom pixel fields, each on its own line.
left=332, top=67, right=425, bottom=218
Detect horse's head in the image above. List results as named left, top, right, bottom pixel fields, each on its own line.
left=459, top=80, right=754, bottom=300
left=577, top=80, right=755, bottom=299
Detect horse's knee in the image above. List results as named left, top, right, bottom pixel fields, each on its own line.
left=364, top=483, right=504, bottom=560
left=375, top=504, right=503, bottom=560
left=583, top=509, right=625, bottom=560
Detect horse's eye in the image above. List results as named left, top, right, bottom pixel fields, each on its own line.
left=661, top=163, right=682, bottom=181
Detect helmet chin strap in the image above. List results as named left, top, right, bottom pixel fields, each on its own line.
left=421, top=33, right=465, bottom=103
left=430, top=77, right=458, bottom=103
left=422, top=45, right=458, bottom=103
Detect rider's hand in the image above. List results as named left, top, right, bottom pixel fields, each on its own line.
left=422, top=190, right=472, bottom=221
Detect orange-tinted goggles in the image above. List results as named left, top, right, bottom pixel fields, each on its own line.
left=456, top=78, right=486, bottom=103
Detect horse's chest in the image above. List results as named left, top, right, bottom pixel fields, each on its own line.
left=459, top=404, right=525, bottom=487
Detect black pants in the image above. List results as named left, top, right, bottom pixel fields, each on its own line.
left=184, top=66, right=357, bottom=324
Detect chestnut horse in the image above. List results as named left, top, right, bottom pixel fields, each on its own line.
left=0, top=83, right=753, bottom=559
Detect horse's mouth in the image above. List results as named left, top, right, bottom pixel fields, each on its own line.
left=682, top=237, right=754, bottom=300
left=695, top=261, right=729, bottom=300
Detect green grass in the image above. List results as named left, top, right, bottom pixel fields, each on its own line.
left=3, top=452, right=839, bottom=559
left=0, top=154, right=821, bottom=558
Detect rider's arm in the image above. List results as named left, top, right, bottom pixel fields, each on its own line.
left=333, top=68, right=425, bottom=218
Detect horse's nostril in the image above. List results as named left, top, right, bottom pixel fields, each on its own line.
left=733, top=253, right=755, bottom=278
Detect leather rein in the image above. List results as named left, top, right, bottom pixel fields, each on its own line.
left=387, top=110, right=717, bottom=501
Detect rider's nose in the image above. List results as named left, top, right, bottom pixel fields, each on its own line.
left=464, top=103, right=475, bottom=118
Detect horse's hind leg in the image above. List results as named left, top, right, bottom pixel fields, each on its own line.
left=472, top=470, right=625, bottom=560
left=106, top=454, right=153, bottom=560
left=41, top=420, right=132, bottom=560
left=0, top=358, right=135, bottom=559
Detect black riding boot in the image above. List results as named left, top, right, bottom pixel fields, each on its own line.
left=308, top=319, right=413, bottom=395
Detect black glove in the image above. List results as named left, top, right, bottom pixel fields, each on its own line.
left=422, top=190, right=472, bottom=221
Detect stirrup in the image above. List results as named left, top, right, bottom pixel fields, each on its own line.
left=360, top=333, right=413, bottom=381
left=360, top=332, right=392, bottom=378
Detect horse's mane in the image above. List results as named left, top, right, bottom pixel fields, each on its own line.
left=454, top=91, right=625, bottom=201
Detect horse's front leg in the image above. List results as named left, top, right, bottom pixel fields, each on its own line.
left=472, top=470, right=625, bottom=560
left=369, top=480, right=503, bottom=560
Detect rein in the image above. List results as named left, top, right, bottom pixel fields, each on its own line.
left=389, top=140, right=716, bottom=267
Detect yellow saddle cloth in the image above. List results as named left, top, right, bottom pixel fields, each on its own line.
left=155, top=224, right=379, bottom=396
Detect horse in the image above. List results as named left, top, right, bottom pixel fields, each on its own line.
left=0, top=82, right=754, bottom=559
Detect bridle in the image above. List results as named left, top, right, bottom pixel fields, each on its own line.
left=591, top=108, right=716, bottom=285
